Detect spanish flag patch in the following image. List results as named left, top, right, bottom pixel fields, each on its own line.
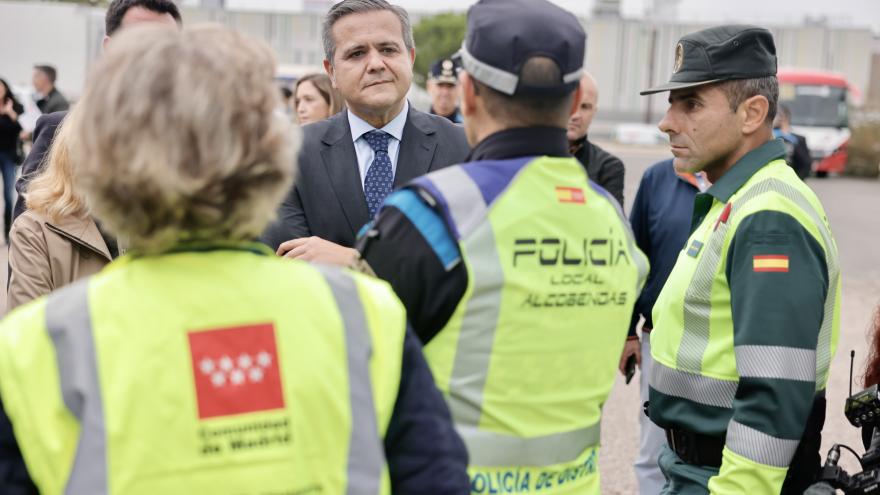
left=556, top=186, right=585, bottom=204
left=753, top=255, right=789, bottom=272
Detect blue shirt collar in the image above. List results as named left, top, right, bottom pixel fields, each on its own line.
left=348, top=101, right=409, bottom=143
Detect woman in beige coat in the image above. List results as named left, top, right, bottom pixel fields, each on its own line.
left=7, top=110, right=119, bottom=310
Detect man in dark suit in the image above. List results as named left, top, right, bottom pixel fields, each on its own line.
left=13, top=0, right=182, bottom=224
left=261, top=0, right=468, bottom=264
left=567, top=72, right=625, bottom=207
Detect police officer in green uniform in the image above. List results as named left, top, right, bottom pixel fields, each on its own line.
left=357, top=0, right=648, bottom=493
left=641, top=25, right=841, bottom=494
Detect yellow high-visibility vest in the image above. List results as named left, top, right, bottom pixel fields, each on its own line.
left=409, top=156, right=648, bottom=494
left=0, top=245, right=405, bottom=495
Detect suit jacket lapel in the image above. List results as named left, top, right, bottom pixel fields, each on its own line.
left=394, top=108, right=437, bottom=187
left=320, top=111, right=371, bottom=236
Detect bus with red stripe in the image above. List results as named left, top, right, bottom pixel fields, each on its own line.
left=777, top=69, right=861, bottom=177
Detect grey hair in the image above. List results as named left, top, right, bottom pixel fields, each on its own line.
left=322, top=0, right=414, bottom=63
left=717, top=76, right=779, bottom=125
left=71, top=24, right=297, bottom=253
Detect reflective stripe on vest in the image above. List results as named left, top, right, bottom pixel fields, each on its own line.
left=675, top=176, right=838, bottom=389
left=424, top=165, right=602, bottom=467
left=45, top=280, right=107, bottom=495
left=44, top=269, right=386, bottom=495
left=315, top=266, right=386, bottom=495
left=726, top=420, right=800, bottom=468
left=650, top=360, right=737, bottom=409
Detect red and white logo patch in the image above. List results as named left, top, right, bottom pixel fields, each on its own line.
left=188, top=323, right=285, bottom=419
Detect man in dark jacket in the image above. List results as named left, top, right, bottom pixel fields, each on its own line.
left=774, top=103, right=812, bottom=180
left=567, top=72, right=625, bottom=206
left=32, top=65, right=69, bottom=115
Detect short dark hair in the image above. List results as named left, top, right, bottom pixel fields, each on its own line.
left=474, top=57, right=576, bottom=128
left=717, top=76, right=778, bottom=126
left=322, top=0, right=413, bottom=62
left=33, top=65, right=57, bottom=84
left=105, top=0, right=182, bottom=37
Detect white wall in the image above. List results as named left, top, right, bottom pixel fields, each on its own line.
left=1, top=0, right=873, bottom=124
left=0, top=1, right=103, bottom=102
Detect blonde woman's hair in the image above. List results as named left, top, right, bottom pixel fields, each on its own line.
left=69, top=24, right=297, bottom=253
left=25, top=108, right=88, bottom=222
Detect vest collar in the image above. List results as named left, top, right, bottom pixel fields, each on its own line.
left=467, top=127, right=569, bottom=162
left=128, top=240, right=273, bottom=259
left=706, top=138, right=786, bottom=203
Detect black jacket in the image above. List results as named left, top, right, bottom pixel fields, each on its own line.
left=0, top=101, right=24, bottom=159
left=571, top=137, right=625, bottom=207
left=790, top=132, right=812, bottom=180
left=14, top=111, right=66, bottom=222
left=35, top=88, right=69, bottom=115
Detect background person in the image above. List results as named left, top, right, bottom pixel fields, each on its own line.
left=427, top=57, right=463, bottom=123
left=294, top=73, right=344, bottom=125
left=12, top=0, right=182, bottom=224
left=260, top=0, right=468, bottom=263
left=0, top=78, right=24, bottom=240
left=567, top=72, right=625, bottom=206
left=280, top=85, right=294, bottom=117
left=7, top=109, right=118, bottom=311
left=32, top=65, right=69, bottom=115
left=0, top=23, right=468, bottom=494
left=773, top=103, right=812, bottom=180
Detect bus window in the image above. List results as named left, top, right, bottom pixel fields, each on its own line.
left=780, top=84, right=848, bottom=129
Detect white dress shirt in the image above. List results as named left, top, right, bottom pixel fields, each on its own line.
left=347, top=101, right=409, bottom=188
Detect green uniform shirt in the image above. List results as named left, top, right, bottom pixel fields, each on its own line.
left=649, top=139, right=840, bottom=492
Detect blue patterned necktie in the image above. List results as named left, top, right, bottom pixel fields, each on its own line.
left=363, top=130, right=394, bottom=217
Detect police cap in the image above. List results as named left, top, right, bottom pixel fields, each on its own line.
left=429, top=57, right=460, bottom=85
left=641, top=25, right=777, bottom=95
left=459, top=0, right=586, bottom=96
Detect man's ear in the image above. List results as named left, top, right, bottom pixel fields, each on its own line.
left=409, top=47, right=416, bottom=66
left=460, top=72, right=477, bottom=117
left=102, top=35, right=110, bottom=51
left=323, top=59, right=337, bottom=88
left=569, top=84, right=584, bottom=117
left=740, top=95, right=770, bottom=135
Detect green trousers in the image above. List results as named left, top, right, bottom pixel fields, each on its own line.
left=658, top=445, right=719, bottom=494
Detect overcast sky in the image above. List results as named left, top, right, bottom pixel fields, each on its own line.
left=392, top=0, right=880, bottom=33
